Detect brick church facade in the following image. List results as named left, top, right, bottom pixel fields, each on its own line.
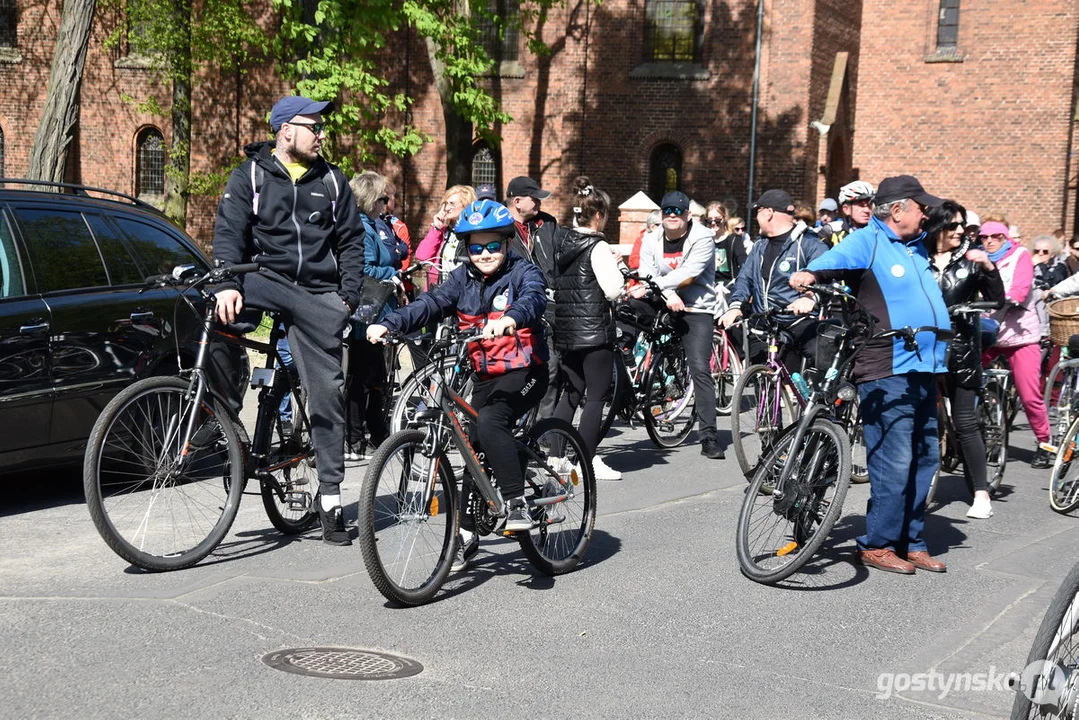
left=0, top=0, right=1075, bottom=247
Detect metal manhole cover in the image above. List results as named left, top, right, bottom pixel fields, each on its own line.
left=262, top=647, right=423, bottom=680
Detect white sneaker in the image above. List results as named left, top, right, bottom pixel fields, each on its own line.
left=966, top=495, right=994, bottom=519
left=593, top=455, right=622, bottom=481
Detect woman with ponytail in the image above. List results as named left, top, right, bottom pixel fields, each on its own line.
left=551, top=177, right=627, bottom=480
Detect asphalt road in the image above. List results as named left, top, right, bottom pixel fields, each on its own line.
left=1, top=405, right=1074, bottom=719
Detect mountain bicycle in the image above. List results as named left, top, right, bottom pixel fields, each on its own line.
left=358, top=328, right=596, bottom=606
left=926, top=301, right=1009, bottom=504
left=84, top=263, right=320, bottom=571
left=735, top=283, right=952, bottom=584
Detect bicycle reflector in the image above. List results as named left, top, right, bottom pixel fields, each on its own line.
left=429, top=496, right=439, bottom=516
left=777, top=541, right=798, bottom=557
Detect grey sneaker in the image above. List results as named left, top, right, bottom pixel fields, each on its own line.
left=504, top=497, right=532, bottom=532
left=451, top=533, right=479, bottom=572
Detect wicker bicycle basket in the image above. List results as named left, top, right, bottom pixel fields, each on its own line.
left=1048, top=297, right=1079, bottom=345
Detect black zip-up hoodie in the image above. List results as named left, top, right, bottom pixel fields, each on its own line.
left=212, top=141, right=366, bottom=309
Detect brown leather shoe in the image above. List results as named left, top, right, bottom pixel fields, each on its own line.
left=905, top=551, right=946, bottom=573
left=857, top=548, right=916, bottom=574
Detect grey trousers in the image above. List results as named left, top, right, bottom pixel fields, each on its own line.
left=242, top=269, right=350, bottom=495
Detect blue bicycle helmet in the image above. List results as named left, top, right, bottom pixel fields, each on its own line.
left=454, top=199, right=515, bottom=237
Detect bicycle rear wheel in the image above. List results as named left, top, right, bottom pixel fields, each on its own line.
left=642, top=345, right=696, bottom=448
left=730, top=364, right=797, bottom=478
left=1010, top=561, right=1079, bottom=718
left=260, top=393, right=319, bottom=534
left=83, top=377, right=244, bottom=571
left=735, top=418, right=851, bottom=585
left=1050, top=419, right=1079, bottom=514
left=357, top=429, right=458, bottom=606
left=517, top=418, right=597, bottom=575
left=711, top=329, right=743, bottom=416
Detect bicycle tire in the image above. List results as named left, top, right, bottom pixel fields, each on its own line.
left=1045, top=363, right=1078, bottom=448
left=1050, top=418, right=1079, bottom=514
left=926, top=401, right=950, bottom=507
left=735, top=418, right=851, bottom=584
left=982, top=379, right=1009, bottom=496
left=260, top=394, right=319, bottom=534
left=83, top=376, right=245, bottom=571
left=730, top=364, right=797, bottom=478
left=1009, top=561, right=1079, bottom=718
left=390, top=354, right=474, bottom=434
left=517, top=418, right=597, bottom=575
left=357, top=429, right=458, bottom=606
left=642, top=344, right=696, bottom=449
left=712, top=329, right=743, bottom=416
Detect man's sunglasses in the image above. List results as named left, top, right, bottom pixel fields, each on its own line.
left=289, top=121, right=325, bottom=135
left=662, top=206, right=685, bottom=217
left=468, top=240, right=506, bottom=255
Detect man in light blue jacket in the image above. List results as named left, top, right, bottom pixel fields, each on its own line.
left=636, top=190, right=723, bottom=459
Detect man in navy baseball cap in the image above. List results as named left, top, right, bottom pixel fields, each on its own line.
left=269, top=95, right=335, bottom=133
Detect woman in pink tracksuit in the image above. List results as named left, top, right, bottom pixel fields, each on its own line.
left=980, top=221, right=1054, bottom=468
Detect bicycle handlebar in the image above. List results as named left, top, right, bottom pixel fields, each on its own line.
left=143, top=262, right=261, bottom=290
left=949, top=300, right=1002, bottom=315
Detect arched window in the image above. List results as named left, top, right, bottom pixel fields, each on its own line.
left=471, top=143, right=498, bottom=189
left=135, top=128, right=165, bottom=198
left=648, top=143, right=682, bottom=203
left=643, top=0, right=701, bottom=63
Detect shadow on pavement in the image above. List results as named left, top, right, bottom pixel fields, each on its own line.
left=0, top=466, right=85, bottom=516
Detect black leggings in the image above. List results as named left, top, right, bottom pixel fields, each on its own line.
left=946, top=379, right=988, bottom=493
left=459, top=365, right=549, bottom=533
left=553, top=346, right=614, bottom=455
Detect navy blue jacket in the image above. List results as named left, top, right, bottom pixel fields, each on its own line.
left=807, top=216, right=951, bottom=383
left=380, top=253, right=549, bottom=378
left=729, top=222, right=828, bottom=317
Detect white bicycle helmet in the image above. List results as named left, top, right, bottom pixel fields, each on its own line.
left=838, top=181, right=876, bottom=204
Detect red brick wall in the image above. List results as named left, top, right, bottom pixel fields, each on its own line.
left=853, top=0, right=1079, bottom=239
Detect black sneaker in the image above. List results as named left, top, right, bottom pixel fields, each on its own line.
left=451, top=533, right=479, bottom=572
left=1032, top=446, right=1054, bottom=470
left=701, top=437, right=725, bottom=459
left=504, top=497, right=532, bottom=532
left=318, top=505, right=352, bottom=546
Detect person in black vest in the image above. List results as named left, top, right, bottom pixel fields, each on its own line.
left=551, top=177, right=628, bottom=481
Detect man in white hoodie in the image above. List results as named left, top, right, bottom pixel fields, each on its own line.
left=635, top=190, right=723, bottom=458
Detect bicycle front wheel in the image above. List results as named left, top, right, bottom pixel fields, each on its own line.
left=357, top=429, right=458, bottom=606
left=982, top=379, right=1009, bottom=496
left=517, top=418, right=597, bottom=575
left=1050, top=419, right=1079, bottom=514
left=642, top=345, right=696, bottom=448
left=731, top=364, right=797, bottom=478
left=1010, top=561, right=1079, bottom=719
left=736, top=418, right=851, bottom=585
left=83, top=377, right=244, bottom=571
left=1045, top=362, right=1078, bottom=448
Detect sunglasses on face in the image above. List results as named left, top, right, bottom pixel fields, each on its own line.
left=377, top=196, right=389, bottom=204
left=1034, top=248, right=1052, bottom=255
left=662, top=207, right=685, bottom=217
left=734, top=226, right=745, bottom=233
left=703, top=218, right=724, bottom=228
left=945, top=222, right=964, bottom=232
left=290, top=121, right=325, bottom=135
left=468, top=240, right=505, bottom=255
left=980, top=233, right=1008, bottom=242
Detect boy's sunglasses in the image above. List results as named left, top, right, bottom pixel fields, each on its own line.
left=468, top=240, right=505, bottom=255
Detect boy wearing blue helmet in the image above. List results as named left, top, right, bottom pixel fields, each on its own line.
left=367, top=199, right=550, bottom=570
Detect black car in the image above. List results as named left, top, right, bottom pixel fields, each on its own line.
left=0, top=181, right=210, bottom=472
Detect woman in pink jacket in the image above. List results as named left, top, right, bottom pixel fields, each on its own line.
left=415, top=184, right=476, bottom=285
left=980, top=221, right=1053, bottom=468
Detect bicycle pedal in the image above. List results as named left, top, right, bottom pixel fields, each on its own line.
left=1041, top=442, right=1059, bottom=454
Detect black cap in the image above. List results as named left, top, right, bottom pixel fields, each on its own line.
left=751, top=189, right=795, bottom=214
left=660, top=190, right=690, bottom=213
left=475, top=183, right=497, bottom=201
left=506, top=176, right=551, bottom=199
left=875, top=175, right=944, bottom=207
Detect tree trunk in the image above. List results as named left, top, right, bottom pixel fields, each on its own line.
left=27, top=0, right=96, bottom=184
left=424, top=31, right=473, bottom=188
left=163, top=0, right=192, bottom=228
